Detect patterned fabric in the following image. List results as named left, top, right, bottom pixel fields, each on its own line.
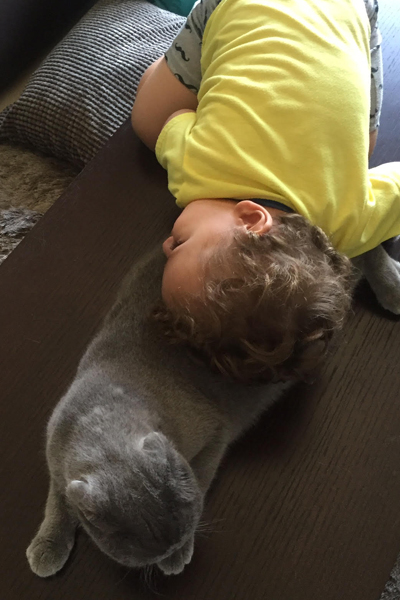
left=166, top=0, right=383, bottom=131
left=0, top=0, right=184, bottom=167
left=165, top=0, right=221, bottom=92
left=364, top=0, right=383, bottom=130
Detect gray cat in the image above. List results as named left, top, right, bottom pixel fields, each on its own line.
left=26, top=247, right=291, bottom=578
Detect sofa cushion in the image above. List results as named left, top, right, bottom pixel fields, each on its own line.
left=0, top=0, right=184, bottom=167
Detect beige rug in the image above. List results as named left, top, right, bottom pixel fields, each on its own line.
left=0, top=143, right=79, bottom=263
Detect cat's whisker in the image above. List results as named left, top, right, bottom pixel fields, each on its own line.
left=195, top=531, right=213, bottom=539
left=198, top=516, right=226, bottom=526
left=196, top=522, right=223, bottom=531
left=142, top=564, right=165, bottom=597
left=195, top=517, right=226, bottom=535
left=196, top=519, right=225, bottom=538
left=115, top=567, right=132, bottom=585
left=140, top=565, right=151, bottom=590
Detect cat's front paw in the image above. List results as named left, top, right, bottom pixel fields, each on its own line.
left=157, top=535, right=194, bottom=576
left=26, top=534, right=73, bottom=577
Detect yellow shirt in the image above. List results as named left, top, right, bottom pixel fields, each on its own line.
left=156, top=0, right=400, bottom=258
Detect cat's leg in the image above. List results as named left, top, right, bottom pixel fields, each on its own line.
left=190, top=431, right=228, bottom=495
left=352, top=245, right=400, bottom=314
left=157, top=535, right=194, bottom=576
left=26, top=479, right=77, bottom=577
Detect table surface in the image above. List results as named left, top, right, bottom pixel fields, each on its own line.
left=0, top=2, right=400, bottom=599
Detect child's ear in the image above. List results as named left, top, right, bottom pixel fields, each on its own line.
left=233, top=200, right=273, bottom=235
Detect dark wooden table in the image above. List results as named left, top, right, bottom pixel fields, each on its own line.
left=0, top=2, right=399, bottom=599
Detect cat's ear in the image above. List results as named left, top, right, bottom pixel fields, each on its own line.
left=66, top=479, right=98, bottom=521
left=140, top=432, right=168, bottom=462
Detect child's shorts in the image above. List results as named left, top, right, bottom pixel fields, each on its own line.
left=165, top=0, right=383, bottom=132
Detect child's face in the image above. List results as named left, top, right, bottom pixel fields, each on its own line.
left=161, top=199, right=238, bottom=307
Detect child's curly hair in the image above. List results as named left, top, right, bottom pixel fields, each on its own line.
left=154, top=213, right=354, bottom=384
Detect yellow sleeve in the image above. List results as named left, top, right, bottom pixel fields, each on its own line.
left=367, top=162, right=400, bottom=250
left=155, top=112, right=197, bottom=206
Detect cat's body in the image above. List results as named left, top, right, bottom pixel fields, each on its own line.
left=27, top=248, right=291, bottom=578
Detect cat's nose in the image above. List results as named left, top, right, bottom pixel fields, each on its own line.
left=162, top=236, right=173, bottom=258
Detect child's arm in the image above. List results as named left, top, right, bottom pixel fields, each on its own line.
left=131, top=57, right=198, bottom=152
left=132, top=0, right=219, bottom=151
left=369, top=129, right=378, bottom=158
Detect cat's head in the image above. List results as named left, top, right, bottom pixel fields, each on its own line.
left=66, top=431, right=203, bottom=569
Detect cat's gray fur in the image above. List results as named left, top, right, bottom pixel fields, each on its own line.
left=352, top=238, right=400, bottom=314
left=26, top=247, right=291, bottom=578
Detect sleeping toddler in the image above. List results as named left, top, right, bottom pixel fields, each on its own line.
left=131, top=0, right=400, bottom=383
